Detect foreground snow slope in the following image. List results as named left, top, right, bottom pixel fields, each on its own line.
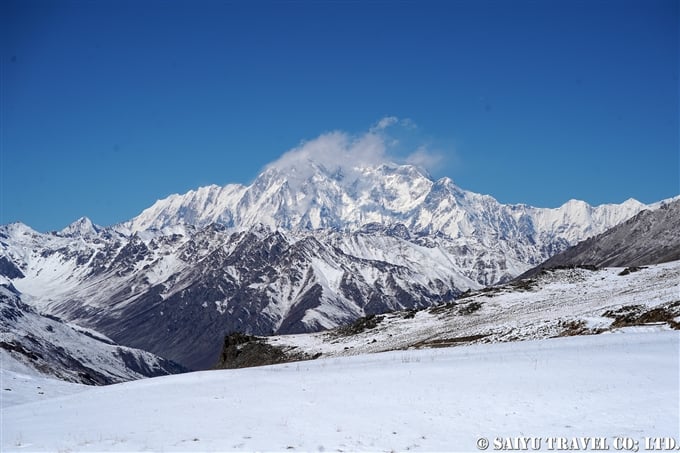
left=2, top=330, right=678, bottom=452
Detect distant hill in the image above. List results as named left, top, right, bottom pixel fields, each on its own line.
left=519, top=198, right=680, bottom=279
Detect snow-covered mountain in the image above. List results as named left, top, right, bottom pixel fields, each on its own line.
left=125, top=163, right=647, bottom=247
left=57, top=216, right=103, bottom=238
left=0, top=161, right=666, bottom=369
left=120, top=162, right=653, bottom=288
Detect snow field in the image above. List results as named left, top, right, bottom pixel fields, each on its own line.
left=2, top=330, right=678, bottom=452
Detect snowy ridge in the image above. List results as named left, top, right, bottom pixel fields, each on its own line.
left=125, top=163, right=649, bottom=248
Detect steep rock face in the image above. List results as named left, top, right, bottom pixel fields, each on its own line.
left=521, top=199, right=680, bottom=277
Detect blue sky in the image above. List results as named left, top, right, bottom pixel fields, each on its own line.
left=2, top=0, right=678, bottom=232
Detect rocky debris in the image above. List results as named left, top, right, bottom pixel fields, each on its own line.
left=603, top=302, right=680, bottom=329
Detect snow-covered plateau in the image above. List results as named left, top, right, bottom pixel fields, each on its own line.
left=2, top=330, right=678, bottom=452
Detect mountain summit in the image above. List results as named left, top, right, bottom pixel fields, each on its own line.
left=59, top=217, right=102, bottom=237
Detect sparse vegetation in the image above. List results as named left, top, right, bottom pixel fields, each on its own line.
left=546, top=264, right=599, bottom=272
left=401, top=309, right=417, bottom=319
left=457, top=289, right=474, bottom=299
left=618, top=266, right=646, bottom=276
left=509, top=278, right=537, bottom=291
left=412, top=334, right=489, bottom=349
left=557, top=320, right=602, bottom=337
left=479, top=286, right=501, bottom=294
left=603, top=302, right=680, bottom=329
left=458, top=301, right=482, bottom=315
left=335, top=314, right=385, bottom=336
left=428, top=302, right=456, bottom=315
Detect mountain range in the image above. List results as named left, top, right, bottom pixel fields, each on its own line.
left=125, top=163, right=648, bottom=247
left=1, top=161, right=673, bottom=370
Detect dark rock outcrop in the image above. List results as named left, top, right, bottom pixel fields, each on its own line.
left=214, top=332, right=319, bottom=369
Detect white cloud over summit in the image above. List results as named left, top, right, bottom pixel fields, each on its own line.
left=406, top=145, right=444, bottom=170
left=266, top=117, right=443, bottom=182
